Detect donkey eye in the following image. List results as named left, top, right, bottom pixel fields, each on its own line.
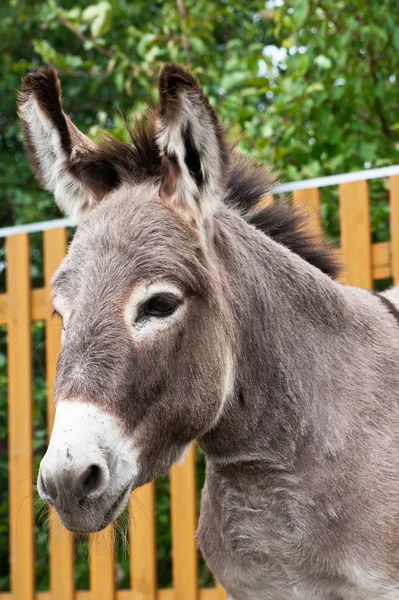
left=136, top=294, right=181, bottom=320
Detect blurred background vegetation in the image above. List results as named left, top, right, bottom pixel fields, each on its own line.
left=1, top=0, right=399, bottom=591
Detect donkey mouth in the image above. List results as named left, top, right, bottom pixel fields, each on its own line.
left=57, top=484, right=132, bottom=534
left=99, top=484, right=132, bottom=530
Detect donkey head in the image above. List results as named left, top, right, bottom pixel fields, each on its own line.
left=19, top=66, right=235, bottom=532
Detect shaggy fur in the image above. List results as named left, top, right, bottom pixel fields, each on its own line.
left=19, top=65, right=399, bottom=600
left=19, top=66, right=338, bottom=276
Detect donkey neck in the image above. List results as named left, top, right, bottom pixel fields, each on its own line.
left=198, top=208, right=350, bottom=470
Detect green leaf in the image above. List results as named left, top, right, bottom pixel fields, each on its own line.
left=82, top=1, right=112, bottom=38
left=293, top=0, right=309, bottom=29
left=114, top=71, right=124, bottom=93
left=315, top=55, right=332, bottom=70
left=32, top=39, right=58, bottom=64
left=306, top=82, right=324, bottom=94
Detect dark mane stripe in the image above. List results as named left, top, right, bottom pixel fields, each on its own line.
left=225, top=156, right=340, bottom=279
left=93, top=119, right=340, bottom=279
left=245, top=202, right=341, bottom=278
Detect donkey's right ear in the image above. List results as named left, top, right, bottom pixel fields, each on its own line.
left=18, top=68, right=120, bottom=223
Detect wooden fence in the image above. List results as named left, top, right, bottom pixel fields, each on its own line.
left=1, top=171, right=399, bottom=600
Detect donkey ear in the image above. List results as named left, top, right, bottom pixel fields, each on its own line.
left=156, top=65, right=230, bottom=228
left=18, top=68, right=120, bottom=223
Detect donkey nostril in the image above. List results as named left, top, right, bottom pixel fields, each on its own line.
left=82, top=464, right=104, bottom=498
left=38, top=470, right=58, bottom=502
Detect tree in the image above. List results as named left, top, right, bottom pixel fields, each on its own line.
left=0, top=0, right=273, bottom=228
left=1, top=0, right=398, bottom=231
left=256, top=0, right=399, bottom=180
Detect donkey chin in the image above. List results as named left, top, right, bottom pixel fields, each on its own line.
left=37, top=401, right=140, bottom=533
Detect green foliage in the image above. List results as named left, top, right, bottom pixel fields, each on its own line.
left=262, top=0, right=399, bottom=180
left=1, top=0, right=398, bottom=236
left=0, top=0, right=273, bottom=228
left=0, top=0, right=398, bottom=591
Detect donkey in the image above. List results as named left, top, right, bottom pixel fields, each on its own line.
left=18, top=65, right=399, bottom=600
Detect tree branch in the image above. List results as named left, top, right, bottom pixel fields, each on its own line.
left=310, top=0, right=342, bottom=32
left=363, top=3, right=396, bottom=142
left=176, top=0, right=187, bottom=19
left=59, top=18, right=114, bottom=58
left=366, top=43, right=396, bottom=141
left=176, top=0, right=191, bottom=65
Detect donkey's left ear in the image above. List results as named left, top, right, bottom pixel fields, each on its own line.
left=18, top=68, right=120, bottom=224
left=156, top=65, right=230, bottom=228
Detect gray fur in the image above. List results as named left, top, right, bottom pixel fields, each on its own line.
left=19, top=66, right=399, bottom=599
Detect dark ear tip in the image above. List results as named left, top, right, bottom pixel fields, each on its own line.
left=20, top=66, right=60, bottom=95
left=159, top=63, right=198, bottom=94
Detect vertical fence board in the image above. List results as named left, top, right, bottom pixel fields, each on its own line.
left=339, top=181, right=372, bottom=289
left=170, top=444, right=198, bottom=600
left=129, top=483, right=156, bottom=600
left=292, top=188, right=322, bottom=236
left=215, top=583, right=227, bottom=599
left=43, top=229, right=74, bottom=600
left=6, top=234, right=34, bottom=600
left=89, top=526, right=116, bottom=600
left=390, top=175, right=399, bottom=285
left=257, top=194, right=274, bottom=209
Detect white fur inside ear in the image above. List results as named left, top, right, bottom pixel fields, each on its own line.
left=20, top=95, right=97, bottom=224
left=156, top=90, right=224, bottom=227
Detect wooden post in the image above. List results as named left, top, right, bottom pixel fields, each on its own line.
left=339, top=181, right=372, bottom=289
left=6, top=234, right=35, bottom=600
left=89, top=525, right=116, bottom=600
left=170, top=444, right=198, bottom=600
left=215, top=582, right=227, bottom=599
left=292, top=188, right=322, bottom=236
left=257, top=194, right=274, bottom=209
left=43, top=228, right=75, bottom=600
left=130, top=483, right=157, bottom=600
left=389, top=175, right=399, bottom=285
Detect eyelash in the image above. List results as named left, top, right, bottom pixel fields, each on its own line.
left=135, top=294, right=181, bottom=322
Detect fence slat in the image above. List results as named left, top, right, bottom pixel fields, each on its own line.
left=372, top=242, right=390, bottom=280
left=6, top=234, right=34, bottom=600
left=215, top=583, right=227, bottom=599
left=170, top=444, right=198, bottom=600
left=43, top=229, right=75, bottom=600
left=89, top=526, right=115, bottom=600
left=390, top=175, right=399, bottom=285
left=0, top=589, right=227, bottom=600
left=129, top=482, right=156, bottom=600
left=257, top=194, right=274, bottom=208
left=292, top=188, right=322, bottom=235
left=339, top=181, right=372, bottom=289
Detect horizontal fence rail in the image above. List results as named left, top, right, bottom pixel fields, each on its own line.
left=1, top=167, right=399, bottom=600
left=1, top=164, right=399, bottom=239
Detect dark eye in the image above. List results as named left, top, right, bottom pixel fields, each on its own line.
left=136, top=294, right=181, bottom=321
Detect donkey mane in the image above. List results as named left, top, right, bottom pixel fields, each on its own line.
left=20, top=66, right=339, bottom=278
left=88, top=120, right=340, bottom=279
left=225, top=158, right=341, bottom=278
